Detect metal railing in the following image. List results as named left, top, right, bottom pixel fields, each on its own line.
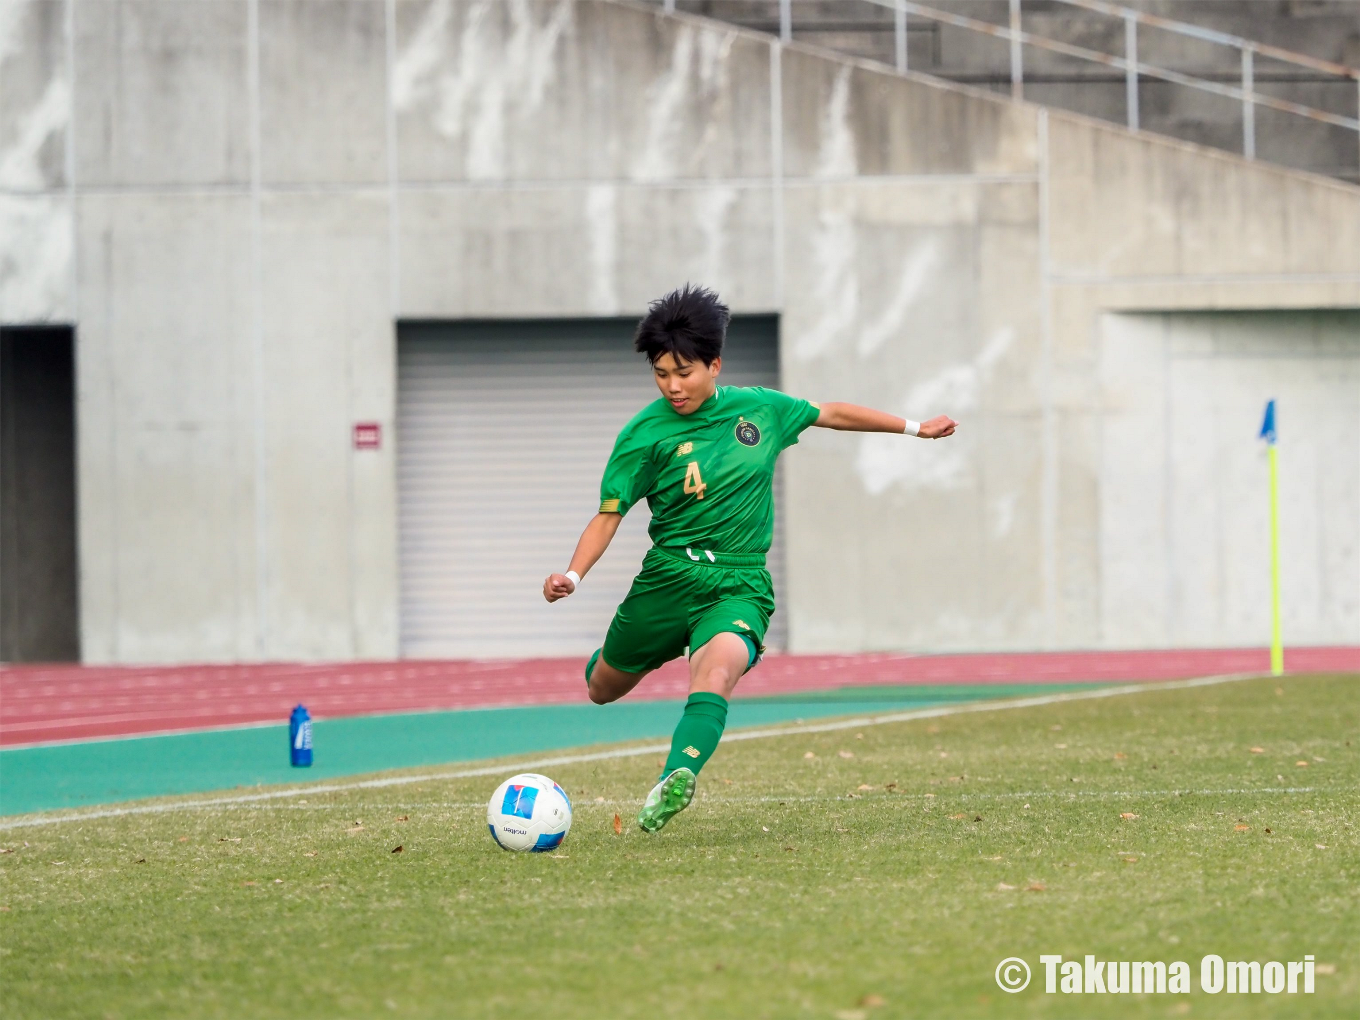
left=656, top=0, right=1360, bottom=180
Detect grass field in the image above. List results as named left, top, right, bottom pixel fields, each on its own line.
left=1, top=673, right=1356, bottom=1019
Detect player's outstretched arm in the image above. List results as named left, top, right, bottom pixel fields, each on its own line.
left=543, top=512, right=623, bottom=602
left=813, top=402, right=958, bottom=439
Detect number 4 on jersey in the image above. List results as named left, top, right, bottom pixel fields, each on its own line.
left=683, top=460, right=707, bottom=500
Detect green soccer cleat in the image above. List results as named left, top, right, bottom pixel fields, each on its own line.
left=637, top=767, right=697, bottom=833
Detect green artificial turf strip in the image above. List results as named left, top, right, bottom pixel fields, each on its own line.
left=0, top=674, right=1355, bottom=1019
left=0, top=684, right=1100, bottom=815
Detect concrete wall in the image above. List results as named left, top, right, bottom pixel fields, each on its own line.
left=773, top=37, right=1360, bottom=652
left=1, top=0, right=398, bottom=663
left=1099, top=311, right=1359, bottom=650
left=1, top=0, right=1356, bottom=662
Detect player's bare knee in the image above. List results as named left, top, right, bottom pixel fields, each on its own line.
left=700, top=663, right=738, bottom=690
left=588, top=683, right=616, bottom=705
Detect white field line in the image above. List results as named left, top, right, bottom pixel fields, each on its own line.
left=697, top=786, right=1333, bottom=803
left=0, top=672, right=1261, bottom=831
left=0, top=684, right=1120, bottom=752
left=56, top=786, right=1326, bottom=814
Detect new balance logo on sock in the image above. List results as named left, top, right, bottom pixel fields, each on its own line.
left=682, top=746, right=701, bottom=758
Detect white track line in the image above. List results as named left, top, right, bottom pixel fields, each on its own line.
left=0, top=717, right=281, bottom=751
left=0, top=672, right=1262, bottom=831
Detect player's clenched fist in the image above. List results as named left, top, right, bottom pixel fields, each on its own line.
left=543, top=573, right=576, bottom=602
left=918, top=415, right=958, bottom=439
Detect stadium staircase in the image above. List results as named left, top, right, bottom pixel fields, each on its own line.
left=648, top=0, right=1360, bottom=185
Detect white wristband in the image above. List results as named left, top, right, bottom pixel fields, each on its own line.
left=902, top=419, right=921, bottom=437
left=564, top=570, right=581, bottom=588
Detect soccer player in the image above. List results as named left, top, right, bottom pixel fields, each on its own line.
left=542, top=285, right=957, bottom=833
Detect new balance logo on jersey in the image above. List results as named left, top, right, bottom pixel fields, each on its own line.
left=676, top=441, right=693, bottom=456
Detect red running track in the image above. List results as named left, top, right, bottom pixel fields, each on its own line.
left=2, top=647, right=1356, bottom=747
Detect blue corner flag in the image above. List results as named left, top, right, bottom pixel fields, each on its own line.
left=1259, top=399, right=1277, bottom=445
left=1260, top=399, right=1283, bottom=676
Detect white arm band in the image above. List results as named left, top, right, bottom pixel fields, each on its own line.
left=903, top=419, right=921, bottom=437
left=564, top=570, right=581, bottom=588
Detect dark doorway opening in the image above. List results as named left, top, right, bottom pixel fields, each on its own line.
left=1, top=325, right=80, bottom=662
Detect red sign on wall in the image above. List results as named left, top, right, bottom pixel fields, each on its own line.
left=353, top=422, right=381, bottom=450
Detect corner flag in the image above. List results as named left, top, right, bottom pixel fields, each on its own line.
left=1259, top=400, right=1282, bottom=676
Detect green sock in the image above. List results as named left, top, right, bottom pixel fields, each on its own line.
left=662, top=692, right=728, bottom=777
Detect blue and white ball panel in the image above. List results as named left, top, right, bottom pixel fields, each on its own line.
left=486, top=773, right=573, bottom=853
left=501, top=783, right=538, bottom=819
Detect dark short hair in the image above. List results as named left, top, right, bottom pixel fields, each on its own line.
left=633, top=284, right=730, bottom=366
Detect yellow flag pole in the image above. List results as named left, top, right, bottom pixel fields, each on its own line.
left=1268, top=444, right=1283, bottom=676
left=1260, top=400, right=1283, bottom=677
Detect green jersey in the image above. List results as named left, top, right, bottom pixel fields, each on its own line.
left=598, top=385, right=821, bottom=557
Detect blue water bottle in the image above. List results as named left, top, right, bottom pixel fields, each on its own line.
left=289, top=704, right=313, bottom=767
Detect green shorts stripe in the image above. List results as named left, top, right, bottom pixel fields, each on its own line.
left=650, top=545, right=768, bottom=569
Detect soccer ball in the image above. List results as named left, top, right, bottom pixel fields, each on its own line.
left=486, top=773, right=573, bottom=852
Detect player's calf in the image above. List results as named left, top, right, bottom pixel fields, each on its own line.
left=584, top=649, right=649, bottom=705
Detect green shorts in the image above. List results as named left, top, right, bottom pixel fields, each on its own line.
left=601, top=546, right=776, bottom=675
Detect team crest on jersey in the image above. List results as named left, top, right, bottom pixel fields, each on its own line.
left=676, top=441, right=693, bottom=456
left=734, top=420, right=761, bottom=447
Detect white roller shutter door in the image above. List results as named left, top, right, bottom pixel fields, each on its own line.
left=397, top=318, right=787, bottom=659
